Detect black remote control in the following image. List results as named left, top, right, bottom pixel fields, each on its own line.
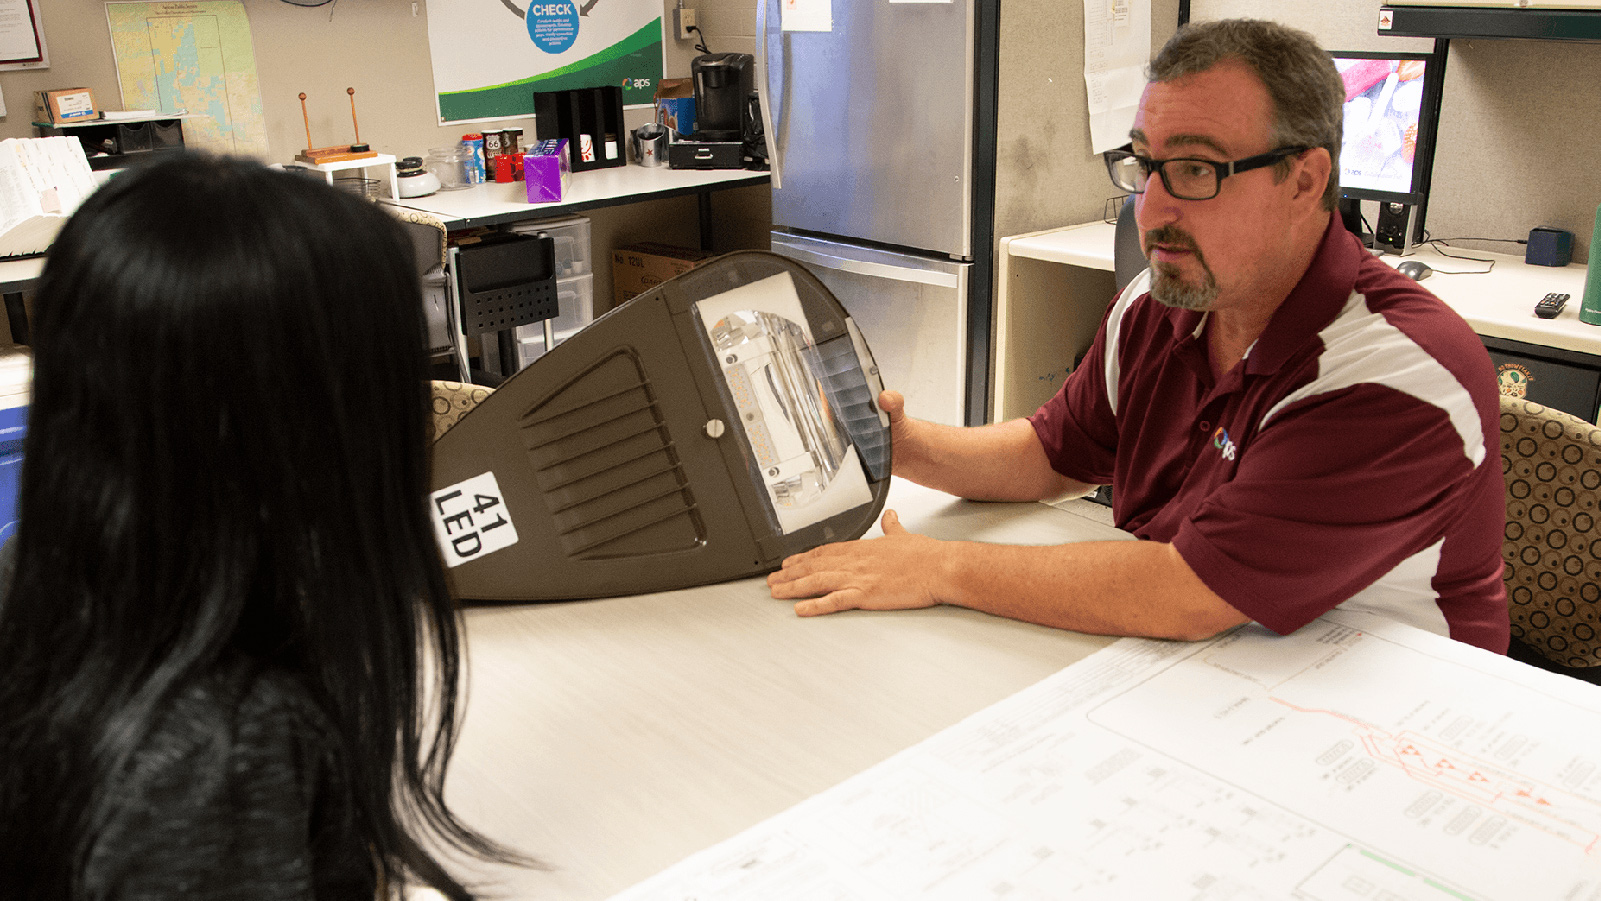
left=1535, top=293, right=1569, bottom=319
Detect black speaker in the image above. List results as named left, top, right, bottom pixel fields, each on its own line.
left=1374, top=201, right=1415, bottom=254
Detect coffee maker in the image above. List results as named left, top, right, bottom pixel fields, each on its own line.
left=691, top=53, right=755, bottom=142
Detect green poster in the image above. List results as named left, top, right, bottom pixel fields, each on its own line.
left=428, top=0, right=664, bottom=124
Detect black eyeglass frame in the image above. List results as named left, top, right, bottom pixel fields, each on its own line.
left=1102, top=144, right=1311, bottom=201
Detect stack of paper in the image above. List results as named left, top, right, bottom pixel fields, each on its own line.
left=0, top=136, right=96, bottom=259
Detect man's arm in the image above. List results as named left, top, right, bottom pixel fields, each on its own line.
left=880, top=391, right=1093, bottom=502
left=767, top=510, right=1251, bottom=641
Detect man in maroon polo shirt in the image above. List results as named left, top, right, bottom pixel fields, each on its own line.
left=767, top=19, right=1508, bottom=651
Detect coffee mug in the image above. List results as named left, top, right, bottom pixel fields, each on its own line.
left=632, top=124, right=668, bottom=168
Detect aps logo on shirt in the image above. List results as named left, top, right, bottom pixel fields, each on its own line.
left=1212, top=426, right=1237, bottom=461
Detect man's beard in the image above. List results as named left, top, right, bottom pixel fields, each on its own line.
left=1145, top=226, right=1219, bottom=311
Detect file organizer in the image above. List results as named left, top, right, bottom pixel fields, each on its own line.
left=533, top=86, right=626, bottom=172
left=507, top=214, right=594, bottom=368
left=451, top=232, right=558, bottom=378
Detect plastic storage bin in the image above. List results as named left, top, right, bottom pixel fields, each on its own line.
left=0, top=348, right=31, bottom=542
left=508, top=214, right=592, bottom=281
left=511, top=274, right=594, bottom=369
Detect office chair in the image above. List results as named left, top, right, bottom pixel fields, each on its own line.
left=1112, top=194, right=1145, bottom=293
left=430, top=379, right=492, bottom=441
left=390, top=208, right=465, bottom=379
left=1499, top=395, right=1601, bottom=684
left=1082, top=195, right=1144, bottom=511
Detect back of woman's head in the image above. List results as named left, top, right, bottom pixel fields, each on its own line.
left=28, top=154, right=431, bottom=611
left=0, top=154, right=501, bottom=898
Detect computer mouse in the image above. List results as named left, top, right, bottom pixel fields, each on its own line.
left=1396, top=260, right=1432, bottom=281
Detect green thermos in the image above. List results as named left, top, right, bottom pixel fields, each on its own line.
left=1581, top=202, right=1601, bottom=325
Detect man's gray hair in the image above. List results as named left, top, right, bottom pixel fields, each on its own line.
left=1149, top=19, right=1345, bottom=210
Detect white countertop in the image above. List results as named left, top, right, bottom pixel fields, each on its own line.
left=1001, top=220, right=1601, bottom=357
left=385, top=165, right=768, bottom=230
left=1002, top=220, right=1117, bottom=270
left=0, top=256, right=44, bottom=295
left=1400, top=242, right=1596, bottom=355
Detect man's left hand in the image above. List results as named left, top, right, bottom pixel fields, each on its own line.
left=767, top=510, right=941, bottom=616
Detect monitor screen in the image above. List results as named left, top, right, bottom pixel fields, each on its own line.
left=1331, top=51, right=1437, bottom=204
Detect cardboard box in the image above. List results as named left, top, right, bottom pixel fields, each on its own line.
left=34, top=88, right=97, bottom=124
left=653, top=79, right=696, bottom=137
left=612, top=242, right=713, bottom=304
left=524, top=138, right=570, bottom=203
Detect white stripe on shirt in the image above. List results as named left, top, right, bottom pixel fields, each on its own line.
left=1104, top=269, right=1152, bottom=417
left=1335, top=538, right=1451, bottom=639
left=1261, top=291, right=1486, bottom=467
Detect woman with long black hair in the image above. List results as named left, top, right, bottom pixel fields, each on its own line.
left=0, top=155, right=522, bottom=899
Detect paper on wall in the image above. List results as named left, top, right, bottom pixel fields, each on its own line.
left=0, top=0, right=47, bottom=70
left=1083, top=0, right=1151, bottom=154
left=781, top=0, right=831, bottom=32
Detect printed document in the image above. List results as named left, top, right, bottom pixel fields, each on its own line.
left=1083, top=0, right=1150, bottom=154
left=611, top=611, right=1601, bottom=899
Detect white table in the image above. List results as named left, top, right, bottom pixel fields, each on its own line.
left=1399, top=241, right=1593, bottom=353
left=994, top=220, right=1601, bottom=423
left=440, top=479, right=1127, bottom=899
left=386, top=165, right=769, bottom=248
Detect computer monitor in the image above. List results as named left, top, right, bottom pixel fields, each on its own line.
left=1330, top=48, right=1447, bottom=252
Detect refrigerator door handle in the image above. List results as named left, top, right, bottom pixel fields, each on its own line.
left=755, top=0, right=783, bottom=189
left=775, top=241, right=961, bottom=289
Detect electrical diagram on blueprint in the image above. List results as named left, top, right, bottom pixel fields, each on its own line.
left=609, top=611, right=1601, bottom=901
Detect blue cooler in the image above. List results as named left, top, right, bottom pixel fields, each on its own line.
left=0, top=349, right=31, bottom=542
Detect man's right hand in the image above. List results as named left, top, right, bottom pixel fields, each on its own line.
left=876, top=389, right=914, bottom=476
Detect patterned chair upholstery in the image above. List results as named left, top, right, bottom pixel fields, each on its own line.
left=430, top=380, right=492, bottom=442
left=1499, top=395, right=1601, bottom=683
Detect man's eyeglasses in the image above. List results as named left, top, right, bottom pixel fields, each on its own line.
left=1102, top=144, right=1309, bottom=201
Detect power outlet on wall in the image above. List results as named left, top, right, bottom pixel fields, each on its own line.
left=675, top=7, right=696, bottom=41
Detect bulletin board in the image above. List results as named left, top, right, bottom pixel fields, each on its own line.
left=428, top=0, right=664, bottom=124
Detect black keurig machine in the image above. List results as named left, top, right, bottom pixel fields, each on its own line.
left=692, top=53, right=755, bottom=142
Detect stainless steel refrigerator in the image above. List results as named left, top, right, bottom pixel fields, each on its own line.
left=758, top=0, right=998, bottom=427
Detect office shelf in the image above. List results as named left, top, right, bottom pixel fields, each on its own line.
left=35, top=114, right=196, bottom=170
left=1380, top=5, right=1601, bottom=42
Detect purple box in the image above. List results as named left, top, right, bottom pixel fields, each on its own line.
left=525, top=138, right=571, bottom=204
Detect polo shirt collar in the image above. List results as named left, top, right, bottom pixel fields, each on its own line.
left=1242, top=212, right=1363, bottom=376
left=1153, top=214, right=1360, bottom=380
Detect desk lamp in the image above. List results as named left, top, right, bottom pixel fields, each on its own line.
left=429, top=251, right=892, bottom=601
